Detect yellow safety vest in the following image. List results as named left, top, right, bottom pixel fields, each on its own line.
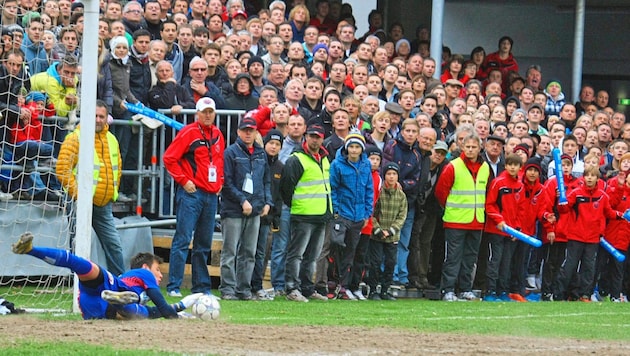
left=290, top=152, right=332, bottom=215
left=443, top=157, right=489, bottom=224
left=72, top=129, right=120, bottom=201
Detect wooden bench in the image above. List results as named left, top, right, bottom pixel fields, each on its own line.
left=152, top=232, right=224, bottom=277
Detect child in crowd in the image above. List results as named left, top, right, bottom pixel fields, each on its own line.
left=329, top=132, right=373, bottom=300
left=483, top=153, right=525, bottom=302
left=11, top=91, right=56, bottom=169
left=553, top=166, right=624, bottom=301
left=595, top=154, right=630, bottom=301
left=366, top=162, right=407, bottom=301
left=350, top=145, right=383, bottom=300
left=540, top=154, right=580, bottom=301
left=251, top=129, right=284, bottom=300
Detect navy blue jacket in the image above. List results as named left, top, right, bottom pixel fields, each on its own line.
left=382, top=137, right=422, bottom=206
left=221, top=138, right=272, bottom=218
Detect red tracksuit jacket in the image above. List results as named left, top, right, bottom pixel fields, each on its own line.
left=604, top=177, right=630, bottom=251
left=558, top=182, right=621, bottom=244
left=541, top=174, right=581, bottom=243
left=520, top=178, right=550, bottom=237
left=484, top=170, right=525, bottom=236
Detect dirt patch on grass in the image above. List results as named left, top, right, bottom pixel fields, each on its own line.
left=1, top=316, right=629, bottom=355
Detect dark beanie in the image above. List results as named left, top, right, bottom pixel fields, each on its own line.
left=264, top=129, right=284, bottom=145
left=524, top=157, right=541, bottom=173
left=247, top=56, right=264, bottom=71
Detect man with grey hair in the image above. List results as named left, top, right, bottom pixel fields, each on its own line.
left=284, top=79, right=305, bottom=110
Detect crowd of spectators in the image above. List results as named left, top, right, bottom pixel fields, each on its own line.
left=1, top=0, right=629, bottom=303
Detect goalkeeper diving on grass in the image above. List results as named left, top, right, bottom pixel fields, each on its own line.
left=12, top=232, right=202, bottom=319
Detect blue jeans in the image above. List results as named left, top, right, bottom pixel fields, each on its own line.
left=394, top=207, right=415, bottom=284
left=92, top=203, right=125, bottom=276
left=270, top=205, right=290, bottom=291
left=219, top=215, right=260, bottom=298
left=167, top=187, right=217, bottom=294
left=285, top=219, right=326, bottom=297
left=252, top=224, right=271, bottom=292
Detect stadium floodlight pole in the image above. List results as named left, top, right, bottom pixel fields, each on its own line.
left=430, top=0, right=444, bottom=79
left=73, top=0, right=99, bottom=313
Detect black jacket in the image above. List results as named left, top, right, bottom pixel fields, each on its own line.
left=261, top=153, right=284, bottom=228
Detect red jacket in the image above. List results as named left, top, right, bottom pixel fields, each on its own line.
left=484, top=170, right=525, bottom=236
left=541, top=174, right=581, bottom=243
left=245, top=105, right=298, bottom=137
left=361, top=169, right=382, bottom=235
left=163, top=122, right=225, bottom=194
left=604, top=178, right=630, bottom=251
left=435, top=153, right=488, bottom=231
left=520, top=178, right=550, bottom=236
left=558, top=182, right=621, bottom=244
left=440, top=71, right=470, bottom=86
left=482, top=51, right=519, bottom=90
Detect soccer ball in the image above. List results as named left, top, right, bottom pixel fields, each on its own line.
left=191, top=295, right=221, bottom=321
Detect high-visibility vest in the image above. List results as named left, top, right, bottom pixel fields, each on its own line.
left=72, top=129, right=120, bottom=201
left=443, top=157, right=489, bottom=224
left=290, top=152, right=331, bottom=215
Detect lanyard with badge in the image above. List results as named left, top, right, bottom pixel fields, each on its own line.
left=198, top=124, right=217, bottom=182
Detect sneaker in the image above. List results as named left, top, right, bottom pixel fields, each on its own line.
left=579, top=296, right=591, bottom=303
left=509, top=293, right=527, bottom=302
left=117, top=193, right=133, bottom=203
left=12, top=232, right=34, bottom=254
left=541, top=293, right=553, bottom=302
left=221, top=294, right=239, bottom=300
left=380, top=293, right=396, bottom=301
left=286, top=289, right=309, bottom=302
left=611, top=297, right=622, bottom=303
left=0, top=192, right=13, bottom=201
left=339, top=288, right=357, bottom=301
left=308, top=291, right=329, bottom=301
left=368, top=292, right=381, bottom=301
left=621, top=294, right=629, bottom=303
left=177, top=311, right=196, bottom=319
left=101, top=290, right=139, bottom=305
left=167, top=290, right=183, bottom=298
left=274, top=289, right=286, bottom=297
left=459, top=291, right=478, bottom=301
left=526, top=275, right=537, bottom=289
left=353, top=289, right=367, bottom=301
left=483, top=293, right=498, bottom=302
left=256, top=289, right=274, bottom=301
left=498, top=292, right=514, bottom=302
left=180, top=293, right=204, bottom=308
left=442, top=292, right=458, bottom=302
left=591, top=291, right=602, bottom=302
left=525, top=293, right=541, bottom=302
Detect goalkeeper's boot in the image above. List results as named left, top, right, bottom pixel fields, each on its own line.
left=12, top=232, right=34, bottom=254
left=101, top=290, right=139, bottom=305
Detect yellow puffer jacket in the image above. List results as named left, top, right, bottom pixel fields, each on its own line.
left=30, top=64, right=78, bottom=117
left=56, top=124, right=122, bottom=207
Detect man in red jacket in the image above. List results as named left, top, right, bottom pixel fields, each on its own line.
left=163, top=97, right=225, bottom=297
left=434, top=133, right=490, bottom=301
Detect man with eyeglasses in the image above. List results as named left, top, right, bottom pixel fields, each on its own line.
left=182, top=56, right=226, bottom=109
left=21, top=17, right=48, bottom=75
left=122, top=1, right=146, bottom=35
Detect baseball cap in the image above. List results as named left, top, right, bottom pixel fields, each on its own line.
left=306, top=123, right=325, bottom=138
left=238, top=117, right=257, bottom=130
left=196, top=97, right=216, bottom=112
left=445, top=79, right=464, bottom=87
left=232, top=10, right=247, bottom=19
left=433, top=140, right=448, bottom=152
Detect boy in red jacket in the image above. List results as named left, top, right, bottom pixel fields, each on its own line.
left=553, top=166, right=624, bottom=301
left=596, top=159, right=630, bottom=301
left=540, top=154, right=580, bottom=301
left=483, top=154, right=525, bottom=302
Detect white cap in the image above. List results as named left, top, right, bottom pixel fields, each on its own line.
left=196, top=97, right=216, bottom=112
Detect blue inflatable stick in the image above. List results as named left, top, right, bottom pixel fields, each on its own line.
left=600, top=236, right=626, bottom=263
left=127, top=102, right=184, bottom=130
left=502, top=225, right=542, bottom=248
left=552, top=148, right=568, bottom=205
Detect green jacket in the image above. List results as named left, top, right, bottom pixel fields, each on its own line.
left=372, top=185, right=408, bottom=243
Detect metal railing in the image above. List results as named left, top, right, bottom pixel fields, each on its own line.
left=0, top=109, right=245, bottom=222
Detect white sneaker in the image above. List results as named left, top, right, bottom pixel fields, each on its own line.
left=168, top=290, right=183, bottom=297
left=101, top=290, right=139, bottom=305
left=286, top=289, right=309, bottom=302
left=256, top=289, right=274, bottom=301
left=308, top=291, right=329, bottom=301
left=442, top=292, right=458, bottom=302
left=353, top=289, right=367, bottom=301
left=459, top=291, right=478, bottom=301
left=340, top=289, right=357, bottom=301
left=0, top=192, right=13, bottom=201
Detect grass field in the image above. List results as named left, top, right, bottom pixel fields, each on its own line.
left=3, top=286, right=630, bottom=342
